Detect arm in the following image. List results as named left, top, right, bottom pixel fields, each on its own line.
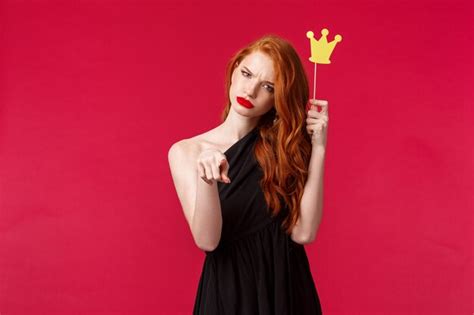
left=192, top=166, right=223, bottom=251
left=168, top=142, right=222, bottom=252
left=290, top=147, right=326, bottom=244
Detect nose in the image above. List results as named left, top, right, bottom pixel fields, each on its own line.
left=244, top=80, right=259, bottom=99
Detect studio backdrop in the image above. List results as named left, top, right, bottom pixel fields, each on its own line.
left=0, top=0, right=472, bottom=314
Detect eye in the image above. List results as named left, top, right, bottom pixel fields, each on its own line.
left=241, top=70, right=251, bottom=78
left=263, top=84, right=274, bottom=93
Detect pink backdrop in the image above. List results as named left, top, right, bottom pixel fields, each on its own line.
left=0, top=0, right=472, bottom=314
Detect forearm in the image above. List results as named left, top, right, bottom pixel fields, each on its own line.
left=291, top=147, right=325, bottom=244
left=191, top=177, right=223, bottom=251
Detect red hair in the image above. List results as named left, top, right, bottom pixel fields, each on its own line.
left=220, top=34, right=312, bottom=235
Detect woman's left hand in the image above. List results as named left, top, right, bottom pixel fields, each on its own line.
left=306, top=99, right=328, bottom=150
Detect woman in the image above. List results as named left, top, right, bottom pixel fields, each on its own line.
left=168, top=34, right=328, bottom=314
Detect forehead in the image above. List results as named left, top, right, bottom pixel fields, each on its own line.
left=240, top=51, right=275, bottom=80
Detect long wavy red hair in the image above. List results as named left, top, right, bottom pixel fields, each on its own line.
left=220, top=34, right=312, bottom=235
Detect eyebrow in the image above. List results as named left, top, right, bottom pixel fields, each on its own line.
left=242, top=66, right=274, bottom=85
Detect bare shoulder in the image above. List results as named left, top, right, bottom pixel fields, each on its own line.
left=168, top=138, right=199, bottom=163
left=168, top=128, right=225, bottom=161
left=168, top=131, right=215, bottom=162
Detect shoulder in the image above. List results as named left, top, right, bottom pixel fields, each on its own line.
left=168, top=138, right=196, bottom=159
left=168, top=128, right=225, bottom=162
left=167, top=129, right=222, bottom=166
left=168, top=139, right=198, bottom=171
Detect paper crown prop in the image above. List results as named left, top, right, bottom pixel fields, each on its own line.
left=306, top=29, right=342, bottom=64
left=306, top=28, right=342, bottom=100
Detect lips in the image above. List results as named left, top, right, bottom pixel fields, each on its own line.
left=236, top=96, right=254, bottom=109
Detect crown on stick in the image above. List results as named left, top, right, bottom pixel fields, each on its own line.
left=306, top=28, right=342, bottom=64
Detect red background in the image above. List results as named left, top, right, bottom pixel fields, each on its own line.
left=0, top=0, right=472, bottom=314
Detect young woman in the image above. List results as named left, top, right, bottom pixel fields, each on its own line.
left=168, top=34, right=328, bottom=314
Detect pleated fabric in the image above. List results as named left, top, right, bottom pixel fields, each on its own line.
left=193, top=126, right=322, bottom=315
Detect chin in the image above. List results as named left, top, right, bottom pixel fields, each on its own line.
left=234, top=105, right=254, bottom=116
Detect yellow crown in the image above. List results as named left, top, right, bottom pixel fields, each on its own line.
left=306, top=28, right=342, bottom=64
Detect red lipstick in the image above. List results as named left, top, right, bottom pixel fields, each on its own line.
left=236, top=97, right=254, bottom=109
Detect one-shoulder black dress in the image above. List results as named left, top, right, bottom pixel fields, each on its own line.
left=193, top=126, right=322, bottom=315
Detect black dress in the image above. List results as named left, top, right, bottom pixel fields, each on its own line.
left=193, top=126, right=322, bottom=315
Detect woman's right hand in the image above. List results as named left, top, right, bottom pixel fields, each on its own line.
left=197, top=148, right=231, bottom=185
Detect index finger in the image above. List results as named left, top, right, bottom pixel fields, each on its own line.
left=319, top=102, right=328, bottom=115
left=311, top=102, right=328, bottom=115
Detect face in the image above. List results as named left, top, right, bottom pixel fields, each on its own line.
left=229, top=51, right=276, bottom=117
